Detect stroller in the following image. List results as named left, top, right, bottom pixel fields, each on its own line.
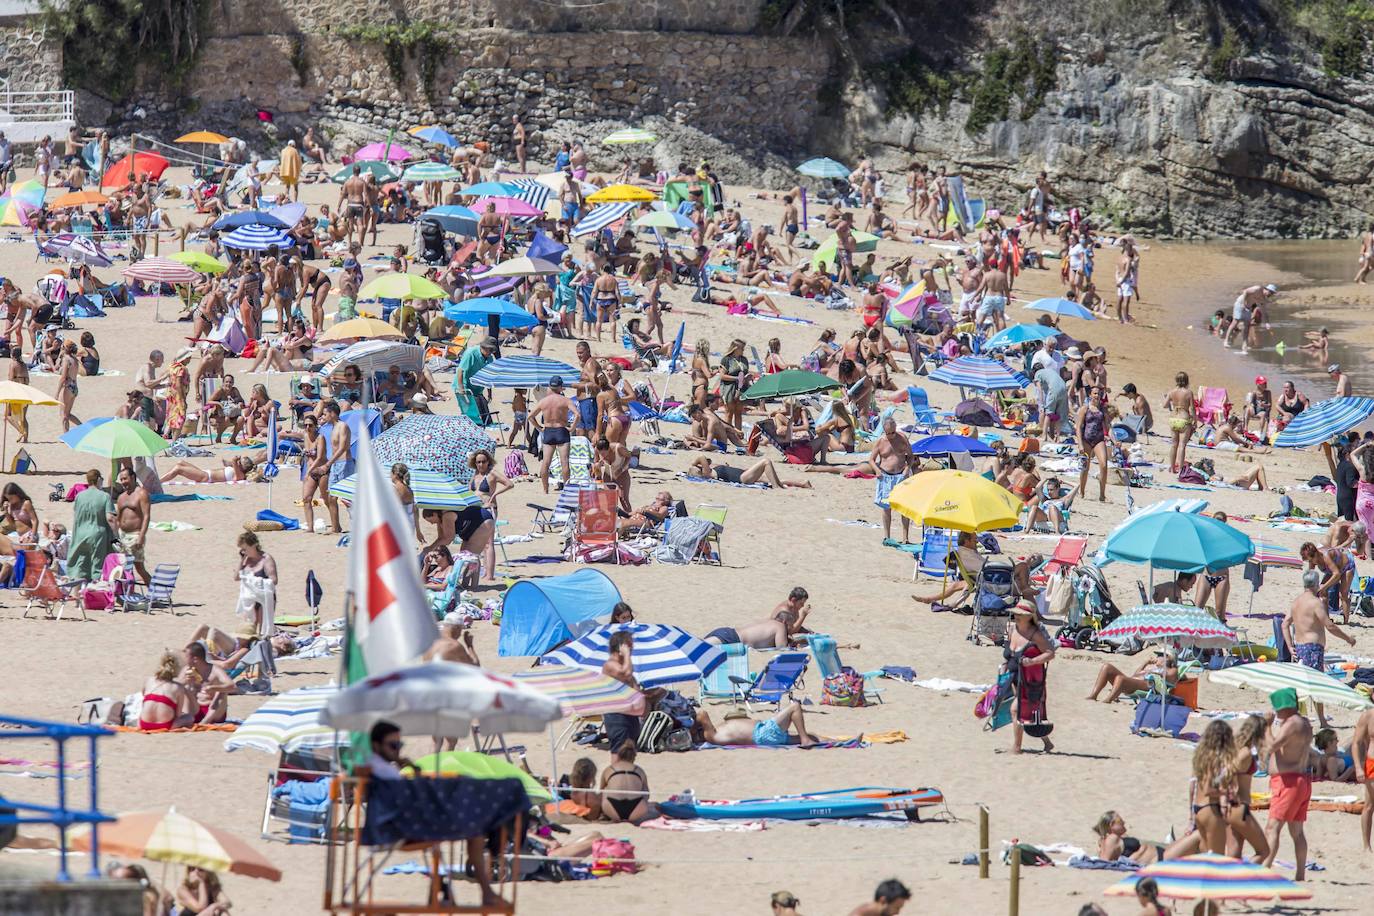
left=1054, top=564, right=1126, bottom=651
left=969, top=557, right=1018, bottom=646
left=417, top=218, right=448, bottom=264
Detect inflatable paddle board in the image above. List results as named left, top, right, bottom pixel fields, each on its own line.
left=660, top=787, right=944, bottom=821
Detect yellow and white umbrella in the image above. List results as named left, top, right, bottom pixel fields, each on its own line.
left=0, top=380, right=57, bottom=466
left=72, top=807, right=282, bottom=881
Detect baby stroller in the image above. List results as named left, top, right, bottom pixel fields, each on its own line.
left=34, top=274, right=75, bottom=331
left=970, top=557, right=1018, bottom=646
left=417, top=217, right=447, bottom=265
left=1054, top=564, right=1126, bottom=650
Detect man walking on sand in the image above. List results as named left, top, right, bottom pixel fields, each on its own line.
left=1282, top=569, right=1356, bottom=729
left=871, top=417, right=913, bottom=545
left=337, top=165, right=367, bottom=249
left=1262, top=687, right=1313, bottom=880
left=279, top=140, right=301, bottom=202
left=115, top=465, right=151, bottom=584
left=1353, top=706, right=1374, bottom=852
left=531, top=376, right=574, bottom=494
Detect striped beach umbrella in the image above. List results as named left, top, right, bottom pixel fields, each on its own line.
left=212, top=210, right=289, bottom=231
left=1251, top=542, right=1303, bottom=568
left=471, top=354, right=577, bottom=389
left=484, top=256, right=560, bottom=277
left=1024, top=297, right=1096, bottom=320
left=443, top=296, right=539, bottom=330
left=634, top=210, right=695, bottom=232
left=402, top=161, right=462, bottom=182
left=319, top=340, right=424, bottom=378
left=122, top=257, right=198, bottom=285
left=513, top=665, right=647, bottom=717
left=8, top=179, right=45, bottom=207
left=602, top=127, right=657, bottom=145
left=371, top=414, right=497, bottom=486
left=40, top=233, right=112, bottom=267
left=330, top=464, right=480, bottom=510
left=1274, top=396, right=1374, bottom=448
left=797, top=157, right=851, bottom=179
left=64, top=417, right=168, bottom=459
left=572, top=201, right=636, bottom=237
left=222, top=224, right=294, bottom=251
left=1097, top=603, right=1239, bottom=648
left=540, top=623, right=725, bottom=688
left=929, top=355, right=1030, bottom=392
left=1209, top=662, right=1373, bottom=709
left=507, top=178, right=553, bottom=211
left=1104, top=853, right=1311, bottom=902
left=0, top=196, right=36, bottom=227
left=71, top=807, right=281, bottom=881
left=223, top=685, right=343, bottom=755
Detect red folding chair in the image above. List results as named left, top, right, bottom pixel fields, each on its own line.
left=571, top=485, right=621, bottom=563
left=1034, top=536, right=1088, bottom=583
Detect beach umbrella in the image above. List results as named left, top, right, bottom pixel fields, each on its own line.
left=331, top=464, right=479, bottom=510
left=169, top=251, right=227, bottom=274
left=407, top=125, right=459, bottom=148
left=460, top=181, right=523, bottom=198
left=472, top=196, right=543, bottom=218
left=212, top=210, right=288, bottom=231
left=305, top=570, right=322, bottom=617
left=602, top=127, right=657, bottom=145
left=0, top=380, right=56, bottom=466
left=667, top=321, right=686, bottom=374
left=1104, top=854, right=1311, bottom=903
left=1103, top=509, right=1253, bottom=573
left=811, top=231, right=879, bottom=270
left=740, top=369, right=838, bottom=401
left=224, top=160, right=276, bottom=197
left=541, top=623, right=725, bottom=688
left=483, top=256, right=560, bottom=277
left=1097, top=604, right=1239, bottom=649
left=586, top=183, right=655, bottom=204
left=929, top=355, right=1030, bottom=392
left=49, top=189, right=109, bottom=209
left=402, top=161, right=462, bottom=182
left=633, top=210, right=695, bottom=232
left=443, top=297, right=539, bottom=330
left=358, top=272, right=447, bottom=301
left=321, top=661, right=562, bottom=737
left=331, top=161, right=398, bottom=183
left=64, top=417, right=168, bottom=459
left=411, top=751, right=553, bottom=802
left=267, top=201, right=307, bottom=229
left=354, top=141, right=413, bottom=162
left=512, top=666, right=647, bottom=718
left=222, top=685, right=343, bottom=755
left=1274, top=396, right=1374, bottom=448
left=371, top=414, right=497, bottom=485
left=71, top=808, right=281, bottom=881
left=910, top=434, right=996, bottom=458
left=983, top=323, right=1060, bottom=350
left=1023, top=297, right=1096, bottom=320
left=39, top=233, right=111, bottom=267
left=797, top=157, right=851, bottom=179
left=101, top=151, right=169, bottom=187
left=0, top=197, right=36, bottom=227
left=889, top=469, right=1022, bottom=533
left=8, top=179, right=45, bottom=208
left=317, top=317, right=404, bottom=344
left=471, top=354, right=577, bottom=388
left=174, top=130, right=229, bottom=145
left=222, top=224, right=294, bottom=251
left=1209, top=662, right=1372, bottom=710
left=122, top=257, right=198, bottom=285
left=319, top=340, right=424, bottom=378
left=420, top=205, right=479, bottom=235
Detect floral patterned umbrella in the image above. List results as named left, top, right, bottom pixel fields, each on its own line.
left=370, top=414, right=496, bottom=487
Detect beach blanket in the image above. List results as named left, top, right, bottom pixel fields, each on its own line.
left=109, top=722, right=238, bottom=734
left=1269, top=518, right=1330, bottom=532
left=676, top=473, right=769, bottom=490
left=652, top=516, right=717, bottom=565
left=150, top=493, right=233, bottom=503
left=915, top=678, right=991, bottom=694
left=1252, top=791, right=1365, bottom=815
left=695, top=736, right=866, bottom=750
left=639, top=817, right=766, bottom=832
left=827, top=518, right=881, bottom=529
left=149, top=521, right=200, bottom=532
left=1068, top=855, right=1139, bottom=872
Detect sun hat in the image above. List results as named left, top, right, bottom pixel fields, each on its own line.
left=1010, top=600, right=1038, bottom=616
left=1264, top=283, right=1279, bottom=293
left=1064, top=347, right=1083, bottom=359
left=172, top=347, right=196, bottom=365
left=1270, top=687, right=1298, bottom=712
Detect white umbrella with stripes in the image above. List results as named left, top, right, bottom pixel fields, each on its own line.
left=40, top=233, right=112, bottom=267
left=470, top=354, right=577, bottom=388
left=1209, top=662, right=1372, bottom=710
left=1274, top=397, right=1374, bottom=448
left=122, top=257, right=199, bottom=321
left=222, top=223, right=295, bottom=251
left=223, top=685, right=344, bottom=755
left=572, top=202, right=636, bottom=237
left=540, top=623, right=725, bottom=688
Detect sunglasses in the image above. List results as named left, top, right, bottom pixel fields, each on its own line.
left=384, top=739, right=402, bottom=751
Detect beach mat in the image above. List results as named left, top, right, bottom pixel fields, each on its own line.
left=109, top=722, right=238, bottom=734
left=151, top=493, right=233, bottom=503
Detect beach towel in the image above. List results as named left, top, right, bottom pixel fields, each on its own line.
left=108, top=723, right=238, bottom=734
left=676, top=473, right=769, bottom=490
left=1067, top=855, right=1139, bottom=871
left=150, top=493, right=233, bottom=503
left=652, top=516, right=717, bottom=565
left=237, top=574, right=276, bottom=637
left=694, top=736, right=866, bottom=750
left=639, top=817, right=766, bottom=832
left=149, top=521, right=200, bottom=532
left=256, top=509, right=300, bottom=531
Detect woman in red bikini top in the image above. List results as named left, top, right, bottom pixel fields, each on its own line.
left=139, top=650, right=193, bottom=731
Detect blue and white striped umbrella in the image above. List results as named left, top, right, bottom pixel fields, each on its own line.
left=572, top=202, right=637, bottom=237
left=222, top=223, right=294, bottom=251
left=1023, top=297, right=1095, bottom=320
left=329, top=464, right=480, bottom=510
left=540, top=623, right=725, bottom=688
left=471, top=354, right=577, bottom=389
left=929, top=356, right=1029, bottom=392
left=1274, top=396, right=1374, bottom=448
left=223, top=685, right=344, bottom=755
left=508, top=178, right=552, bottom=211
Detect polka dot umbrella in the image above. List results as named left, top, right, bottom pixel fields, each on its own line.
left=369, top=414, right=497, bottom=487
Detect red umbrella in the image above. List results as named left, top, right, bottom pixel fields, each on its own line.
left=101, top=151, right=170, bottom=188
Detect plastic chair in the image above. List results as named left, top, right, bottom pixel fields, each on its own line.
left=807, top=636, right=884, bottom=703
left=912, top=527, right=955, bottom=581
left=730, top=651, right=808, bottom=711
left=1034, top=536, right=1088, bottom=581
left=571, top=486, right=620, bottom=562
left=691, top=503, right=727, bottom=565
left=698, top=643, right=751, bottom=702
left=1196, top=386, right=1230, bottom=426
left=907, top=385, right=939, bottom=426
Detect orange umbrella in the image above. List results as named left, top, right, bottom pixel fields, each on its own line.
left=71, top=807, right=282, bottom=881
left=101, top=151, right=169, bottom=188
left=50, top=189, right=110, bottom=209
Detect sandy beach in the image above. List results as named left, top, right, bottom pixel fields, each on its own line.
left=0, top=163, right=1370, bottom=916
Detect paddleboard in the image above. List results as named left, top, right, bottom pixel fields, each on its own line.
left=659, top=786, right=944, bottom=821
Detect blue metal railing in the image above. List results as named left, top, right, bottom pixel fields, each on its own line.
left=0, top=715, right=114, bottom=880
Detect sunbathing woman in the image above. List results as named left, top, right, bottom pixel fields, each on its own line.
left=1086, top=649, right=1178, bottom=703
left=133, top=651, right=195, bottom=731
left=160, top=455, right=257, bottom=485
left=689, top=455, right=812, bottom=489
left=684, top=403, right=745, bottom=450
left=600, top=741, right=653, bottom=824
left=1092, top=811, right=1163, bottom=864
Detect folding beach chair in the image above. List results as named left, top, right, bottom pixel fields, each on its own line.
left=691, top=503, right=727, bottom=565
left=118, top=563, right=181, bottom=613
left=907, top=385, right=939, bottom=427
left=1033, top=536, right=1088, bottom=582
left=262, top=747, right=334, bottom=843
left=1195, top=386, right=1230, bottom=426
left=548, top=436, right=594, bottom=483
left=19, top=551, right=86, bottom=621
left=698, top=642, right=751, bottom=703
left=807, top=636, right=884, bottom=703
left=912, top=527, right=955, bottom=581
left=730, top=651, right=809, bottom=712
left=569, top=485, right=621, bottom=563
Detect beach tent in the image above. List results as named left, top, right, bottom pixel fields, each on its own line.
left=945, top=176, right=977, bottom=230
left=498, top=568, right=622, bottom=657
left=662, top=179, right=715, bottom=213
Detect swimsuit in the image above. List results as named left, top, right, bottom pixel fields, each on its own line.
left=752, top=718, right=789, bottom=746
left=542, top=426, right=570, bottom=447
left=1268, top=771, right=1312, bottom=823
left=1293, top=641, right=1325, bottom=672
left=139, top=692, right=177, bottom=731
left=604, top=767, right=645, bottom=820
left=705, top=626, right=740, bottom=644
left=874, top=470, right=907, bottom=508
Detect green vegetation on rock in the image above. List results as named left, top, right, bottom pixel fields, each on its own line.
left=336, top=21, right=451, bottom=102
left=40, top=0, right=208, bottom=100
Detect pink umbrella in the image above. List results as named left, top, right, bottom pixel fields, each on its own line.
left=123, top=257, right=199, bottom=321
left=354, top=142, right=414, bottom=163
left=472, top=196, right=543, bottom=218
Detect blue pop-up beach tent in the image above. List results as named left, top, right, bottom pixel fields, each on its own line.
left=497, top=568, right=622, bottom=657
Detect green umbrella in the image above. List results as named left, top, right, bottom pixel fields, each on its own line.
left=811, top=230, right=879, bottom=270
left=169, top=251, right=227, bottom=274
left=332, top=161, right=399, bottom=183
left=66, top=418, right=169, bottom=459
left=358, top=273, right=448, bottom=301
left=402, top=162, right=462, bottom=182
left=742, top=369, right=839, bottom=401
left=602, top=127, right=657, bottom=145
left=410, top=750, right=553, bottom=802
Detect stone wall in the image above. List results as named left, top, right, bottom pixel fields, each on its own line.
left=0, top=17, right=61, bottom=92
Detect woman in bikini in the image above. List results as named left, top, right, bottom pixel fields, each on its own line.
left=690, top=337, right=713, bottom=409
left=300, top=415, right=327, bottom=535
left=1163, top=371, right=1196, bottom=473
left=1075, top=385, right=1110, bottom=502
left=137, top=651, right=195, bottom=731
left=1225, top=715, right=1271, bottom=861
left=1190, top=720, right=1235, bottom=853
left=1092, top=810, right=1162, bottom=864
left=599, top=740, right=653, bottom=824
left=1195, top=510, right=1235, bottom=619
left=1007, top=455, right=1040, bottom=504
left=469, top=450, right=514, bottom=520
left=160, top=455, right=257, bottom=485
left=595, top=372, right=632, bottom=446
left=57, top=340, right=80, bottom=432
left=0, top=483, right=38, bottom=545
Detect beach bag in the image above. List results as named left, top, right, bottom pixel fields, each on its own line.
left=636, top=710, right=672, bottom=754
left=973, top=683, right=999, bottom=719
left=1178, top=465, right=1206, bottom=485
left=665, top=728, right=693, bottom=752
left=821, top=667, right=867, bottom=707
left=658, top=690, right=697, bottom=728
left=504, top=450, right=529, bottom=479
left=590, top=838, right=637, bottom=875
left=1044, top=570, right=1075, bottom=618
left=984, top=670, right=1015, bottom=731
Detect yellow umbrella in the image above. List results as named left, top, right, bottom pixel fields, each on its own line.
left=71, top=806, right=281, bottom=881
left=175, top=131, right=229, bottom=144
left=317, top=317, right=404, bottom=343
left=0, top=380, right=56, bottom=467
left=358, top=273, right=447, bottom=301
left=888, top=469, right=1021, bottom=533
left=169, top=251, right=227, bottom=274
left=586, top=183, right=655, bottom=204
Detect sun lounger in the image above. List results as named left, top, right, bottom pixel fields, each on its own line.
left=729, top=651, right=808, bottom=711
left=807, top=636, right=884, bottom=703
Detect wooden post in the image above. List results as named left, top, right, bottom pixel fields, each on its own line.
left=1008, top=849, right=1020, bottom=916
left=978, top=805, right=989, bottom=879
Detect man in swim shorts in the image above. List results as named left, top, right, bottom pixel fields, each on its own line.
left=1353, top=706, right=1374, bottom=851
left=692, top=700, right=826, bottom=748
left=977, top=261, right=1011, bottom=332
left=1284, top=567, right=1356, bottom=727
left=531, top=376, right=575, bottom=494
left=1262, top=687, right=1313, bottom=880
left=870, top=417, right=914, bottom=545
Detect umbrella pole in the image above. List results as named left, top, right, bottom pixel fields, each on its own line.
left=1, top=416, right=8, bottom=470
left=487, top=314, right=501, bottom=359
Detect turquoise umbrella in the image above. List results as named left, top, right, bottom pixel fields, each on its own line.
left=1024, top=297, right=1096, bottom=320
left=797, top=157, right=850, bottom=179
left=1103, top=510, right=1253, bottom=573
left=983, top=323, right=1060, bottom=349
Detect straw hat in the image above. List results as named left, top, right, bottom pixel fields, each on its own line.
left=172, top=347, right=196, bottom=365
left=1010, top=600, right=1039, bottom=616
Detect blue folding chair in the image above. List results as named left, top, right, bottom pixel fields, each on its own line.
left=730, top=651, right=808, bottom=711
left=698, top=642, right=751, bottom=702
left=907, top=385, right=939, bottom=427
left=807, top=636, right=885, bottom=703
left=912, top=527, right=955, bottom=582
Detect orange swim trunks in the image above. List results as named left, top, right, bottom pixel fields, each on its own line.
left=1366, top=756, right=1374, bottom=782
left=1269, top=772, right=1312, bottom=822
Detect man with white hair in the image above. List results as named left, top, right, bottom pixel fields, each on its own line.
left=1282, top=568, right=1356, bottom=728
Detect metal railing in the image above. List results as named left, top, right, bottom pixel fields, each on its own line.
left=0, top=87, right=74, bottom=125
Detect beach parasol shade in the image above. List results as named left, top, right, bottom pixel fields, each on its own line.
left=101, top=151, right=169, bottom=187
left=71, top=807, right=281, bottom=881
left=0, top=380, right=57, bottom=466
left=1097, top=603, right=1239, bottom=649
left=1103, top=853, right=1311, bottom=902
left=460, top=181, right=523, bottom=198
left=888, top=469, right=1022, bottom=533
left=39, top=234, right=111, bottom=267
left=0, top=197, right=36, bottom=227
left=811, top=231, right=879, bottom=270
left=602, top=127, right=658, bottom=145
left=408, top=125, right=459, bottom=147
left=175, top=131, right=229, bottom=144
left=330, top=464, right=479, bottom=510
left=169, top=251, right=227, bottom=274
left=222, top=224, right=294, bottom=251
left=983, top=323, right=1061, bottom=349
left=470, top=354, right=578, bottom=389
left=223, top=685, right=343, bottom=755
left=513, top=665, right=647, bottom=718
left=316, top=317, right=404, bottom=343
left=442, top=297, right=538, bottom=329
left=483, top=256, right=561, bottom=277
left=1274, top=396, right=1374, bottom=448
left=49, top=189, right=109, bottom=209
left=371, top=414, right=497, bottom=485
left=586, top=183, right=656, bottom=204
left=354, top=141, right=414, bottom=162
left=122, top=257, right=198, bottom=285
left=268, top=201, right=307, bottom=229
left=319, top=340, right=424, bottom=378
left=740, top=369, right=837, bottom=401
left=358, top=272, right=448, bottom=301
left=910, top=434, right=996, bottom=457
left=64, top=417, right=169, bottom=459
left=212, top=210, right=289, bottom=231
left=331, top=161, right=399, bottom=183
left=1209, top=662, right=1372, bottom=710
left=633, top=210, right=695, bottom=231
left=471, top=196, right=544, bottom=218
left=420, top=205, right=479, bottom=235
left=403, top=161, right=463, bottom=182
left=797, top=157, right=851, bottom=178
left=8, top=179, right=46, bottom=207
left=1023, top=296, right=1096, bottom=320
left=929, top=355, right=1030, bottom=392
left=541, top=623, right=725, bottom=688
left=320, top=661, right=563, bottom=737
left=411, top=750, right=553, bottom=801
left=1103, top=509, right=1253, bottom=572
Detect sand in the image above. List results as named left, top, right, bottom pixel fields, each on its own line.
left=0, top=164, right=1370, bottom=916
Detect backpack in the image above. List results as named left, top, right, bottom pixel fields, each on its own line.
left=657, top=690, right=697, bottom=728
left=636, top=710, right=672, bottom=753
left=821, top=667, right=867, bottom=707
